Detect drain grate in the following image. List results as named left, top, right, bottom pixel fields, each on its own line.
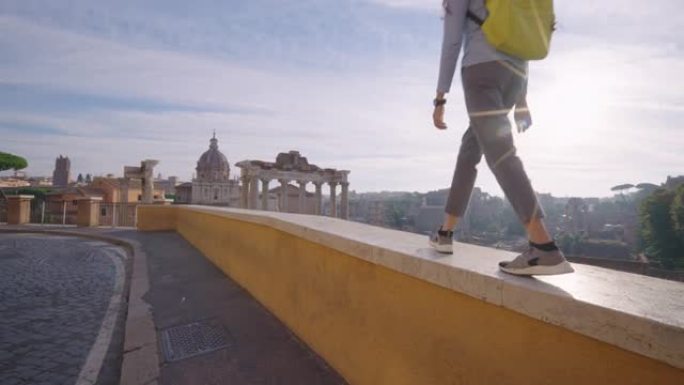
left=160, top=319, right=231, bottom=362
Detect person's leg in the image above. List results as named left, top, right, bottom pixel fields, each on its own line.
left=527, top=218, right=553, bottom=244
left=442, top=126, right=483, bottom=231
left=499, top=63, right=553, bottom=245
left=462, top=61, right=572, bottom=274
left=441, top=214, right=459, bottom=232
left=462, top=61, right=542, bottom=229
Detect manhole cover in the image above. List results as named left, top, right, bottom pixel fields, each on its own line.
left=160, top=319, right=231, bottom=362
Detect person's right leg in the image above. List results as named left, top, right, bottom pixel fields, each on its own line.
left=443, top=126, right=483, bottom=230
left=429, top=125, right=483, bottom=254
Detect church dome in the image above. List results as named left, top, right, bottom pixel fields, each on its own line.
left=196, top=134, right=230, bottom=182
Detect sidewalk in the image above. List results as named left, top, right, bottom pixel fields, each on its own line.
left=115, top=229, right=347, bottom=385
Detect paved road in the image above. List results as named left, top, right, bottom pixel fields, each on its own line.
left=0, top=234, right=127, bottom=385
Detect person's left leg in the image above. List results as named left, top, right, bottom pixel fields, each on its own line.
left=462, top=62, right=543, bottom=229
left=526, top=217, right=552, bottom=244
left=462, top=61, right=573, bottom=275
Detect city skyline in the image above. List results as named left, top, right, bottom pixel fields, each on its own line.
left=1, top=0, right=682, bottom=197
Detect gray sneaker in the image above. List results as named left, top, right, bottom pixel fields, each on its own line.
left=429, top=227, right=453, bottom=254
left=499, top=246, right=574, bottom=276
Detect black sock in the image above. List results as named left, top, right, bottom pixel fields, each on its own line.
left=438, top=227, right=453, bottom=236
left=529, top=240, right=558, bottom=251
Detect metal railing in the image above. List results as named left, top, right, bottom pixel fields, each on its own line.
left=30, top=200, right=78, bottom=225
left=0, top=201, right=7, bottom=223
left=15, top=200, right=139, bottom=227
left=98, top=203, right=138, bottom=227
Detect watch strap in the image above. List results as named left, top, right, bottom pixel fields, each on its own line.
left=434, top=98, right=447, bottom=107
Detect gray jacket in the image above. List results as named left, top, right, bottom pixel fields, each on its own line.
left=437, top=0, right=527, bottom=93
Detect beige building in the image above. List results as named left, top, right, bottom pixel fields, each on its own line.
left=0, top=178, right=30, bottom=188
left=155, top=176, right=178, bottom=196
left=44, top=187, right=105, bottom=223
left=29, top=177, right=53, bottom=187
left=90, top=177, right=165, bottom=203
left=174, top=182, right=193, bottom=204
left=190, top=134, right=240, bottom=206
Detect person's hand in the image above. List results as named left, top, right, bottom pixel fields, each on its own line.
left=433, top=105, right=447, bottom=130
left=514, top=103, right=532, bottom=133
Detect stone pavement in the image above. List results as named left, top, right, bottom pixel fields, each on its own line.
left=0, top=233, right=128, bottom=385
left=113, top=230, right=347, bottom=385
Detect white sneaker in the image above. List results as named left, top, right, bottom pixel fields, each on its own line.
left=499, top=246, right=574, bottom=276
left=429, top=227, right=453, bottom=254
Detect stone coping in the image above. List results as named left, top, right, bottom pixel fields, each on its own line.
left=6, top=195, right=35, bottom=199
left=78, top=197, right=103, bottom=201
left=174, top=205, right=684, bottom=370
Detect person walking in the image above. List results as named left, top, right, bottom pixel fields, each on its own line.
left=429, top=0, right=573, bottom=276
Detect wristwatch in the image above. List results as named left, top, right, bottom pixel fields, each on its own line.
left=433, top=98, right=447, bottom=107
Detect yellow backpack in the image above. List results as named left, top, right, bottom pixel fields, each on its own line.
left=467, top=0, right=555, bottom=60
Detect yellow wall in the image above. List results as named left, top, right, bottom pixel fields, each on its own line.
left=137, top=206, right=176, bottom=231
left=139, top=207, right=683, bottom=385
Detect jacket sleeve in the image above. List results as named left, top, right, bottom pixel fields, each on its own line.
left=437, top=0, right=469, bottom=93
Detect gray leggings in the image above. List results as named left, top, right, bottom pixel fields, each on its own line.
left=445, top=60, right=544, bottom=224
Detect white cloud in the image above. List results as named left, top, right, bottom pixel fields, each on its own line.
left=366, top=0, right=441, bottom=11
left=0, top=16, right=458, bottom=188
left=1, top=0, right=683, bottom=198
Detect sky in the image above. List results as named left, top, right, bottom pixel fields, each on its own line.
left=0, top=0, right=682, bottom=197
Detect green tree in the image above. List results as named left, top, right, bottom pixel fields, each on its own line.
left=671, top=185, right=684, bottom=243
left=500, top=204, right=525, bottom=237
left=639, top=189, right=684, bottom=269
left=611, top=183, right=635, bottom=193
left=16, top=187, right=50, bottom=200
left=557, top=232, right=585, bottom=255
left=0, top=152, right=28, bottom=172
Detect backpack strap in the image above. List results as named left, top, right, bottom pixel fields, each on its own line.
left=466, top=10, right=485, bottom=26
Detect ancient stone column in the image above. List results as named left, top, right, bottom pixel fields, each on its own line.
left=297, top=180, right=307, bottom=214
left=340, top=181, right=349, bottom=220
left=240, top=175, right=250, bottom=209
left=249, top=177, right=259, bottom=209
left=278, top=179, right=289, bottom=212
left=313, top=182, right=323, bottom=215
left=329, top=182, right=338, bottom=218
left=141, top=160, right=158, bottom=204
left=261, top=179, right=270, bottom=210
left=7, top=195, right=34, bottom=225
